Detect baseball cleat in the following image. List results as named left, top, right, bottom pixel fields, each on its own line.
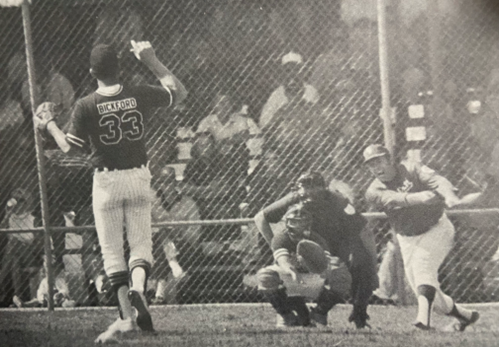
left=310, top=308, right=328, bottom=326
left=295, top=311, right=314, bottom=327
left=94, top=317, right=137, bottom=344
left=453, top=311, right=479, bottom=332
left=128, top=290, right=154, bottom=332
left=348, top=307, right=371, bottom=329
left=276, top=312, right=300, bottom=327
left=412, top=321, right=434, bottom=331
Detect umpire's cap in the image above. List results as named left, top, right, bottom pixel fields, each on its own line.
left=296, top=171, right=326, bottom=189
left=90, top=44, right=119, bottom=79
left=363, top=144, right=390, bottom=163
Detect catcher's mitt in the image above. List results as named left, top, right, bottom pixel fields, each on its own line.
left=296, top=239, right=328, bottom=274
left=34, top=101, right=58, bottom=131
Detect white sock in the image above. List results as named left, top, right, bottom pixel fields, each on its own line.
left=156, top=279, right=168, bottom=299
left=130, top=267, right=146, bottom=293
left=416, top=295, right=432, bottom=326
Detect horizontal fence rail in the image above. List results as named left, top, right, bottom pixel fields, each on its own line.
left=1, top=0, right=499, bottom=309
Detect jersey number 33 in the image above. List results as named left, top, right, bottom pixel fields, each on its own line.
left=99, top=110, right=144, bottom=145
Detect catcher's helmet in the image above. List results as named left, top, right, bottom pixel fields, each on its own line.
left=285, top=203, right=312, bottom=238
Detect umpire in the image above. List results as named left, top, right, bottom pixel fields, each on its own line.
left=254, top=171, right=378, bottom=328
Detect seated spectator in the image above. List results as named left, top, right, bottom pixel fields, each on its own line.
left=264, top=101, right=337, bottom=181
left=309, top=20, right=351, bottom=104
left=180, top=133, right=247, bottom=242
left=45, top=65, right=75, bottom=130
left=150, top=167, right=202, bottom=304
left=7, top=51, right=41, bottom=119
left=259, top=52, right=319, bottom=130
left=0, top=89, right=24, bottom=134
left=0, top=188, right=43, bottom=305
left=196, top=90, right=260, bottom=167
left=12, top=257, right=76, bottom=308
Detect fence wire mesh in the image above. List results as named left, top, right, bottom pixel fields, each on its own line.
left=0, top=0, right=499, bottom=308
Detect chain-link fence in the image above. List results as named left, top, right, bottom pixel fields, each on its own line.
left=0, top=0, right=499, bottom=309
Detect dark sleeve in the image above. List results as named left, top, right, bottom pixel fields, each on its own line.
left=135, top=85, right=175, bottom=108
left=271, top=230, right=294, bottom=252
left=328, top=190, right=367, bottom=236
left=261, top=192, right=300, bottom=223
left=66, top=100, right=90, bottom=149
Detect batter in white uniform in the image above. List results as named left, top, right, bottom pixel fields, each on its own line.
left=363, top=144, right=480, bottom=331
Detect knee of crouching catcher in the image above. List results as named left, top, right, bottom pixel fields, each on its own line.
left=257, top=267, right=281, bottom=291
left=324, top=262, right=352, bottom=297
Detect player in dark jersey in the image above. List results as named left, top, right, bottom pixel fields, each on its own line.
left=254, top=171, right=378, bottom=328
left=39, top=41, right=187, bottom=343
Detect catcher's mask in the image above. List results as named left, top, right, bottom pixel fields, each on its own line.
left=285, top=203, right=312, bottom=239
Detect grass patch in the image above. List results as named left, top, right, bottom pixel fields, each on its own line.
left=0, top=303, right=497, bottom=347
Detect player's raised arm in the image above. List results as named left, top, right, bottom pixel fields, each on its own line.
left=130, top=40, right=188, bottom=104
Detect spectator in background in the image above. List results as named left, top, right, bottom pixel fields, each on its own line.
left=0, top=80, right=26, bottom=231
left=197, top=91, right=260, bottom=146
left=309, top=20, right=351, bottom=105
left=43, top=148, right=95, bottom=304
left=462, top=69, right=499, bottom=301
left=45, top=64, right=75, bottom=130
left=181, top=133, right=247, bottom=243
left=196, top=90, right=260, bottom=173
left=0, top=89, right=24, bottom=133
left=7, top=51, right=41, bottom=119
left=470, top=69, right=499, bottom=168
left=259, top=52, right=319, bottom=130
left=348, top=19, right=379, bottom=80
left=0, top=188, right=43, bottom=305
left=150, top=167, right=201, bottom=305
left=12, top=256, right=76, bottom=308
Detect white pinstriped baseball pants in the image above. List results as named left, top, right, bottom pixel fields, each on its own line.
left=397, top=213, right=455, bottom=314
left=92, top=165, right=154, bottom=275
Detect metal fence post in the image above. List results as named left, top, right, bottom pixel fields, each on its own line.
left=21, top=0, right=54, bottom=311
left=377, top=0, right=396, bottom=155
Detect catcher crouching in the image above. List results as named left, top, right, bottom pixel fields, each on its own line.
left=256, top=203, right=352, bottom=327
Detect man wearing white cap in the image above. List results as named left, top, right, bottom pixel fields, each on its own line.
left=259, top=52, right=319, bottom=129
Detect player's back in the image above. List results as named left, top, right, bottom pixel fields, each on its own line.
left=71, top=84, right=172, bottom=170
